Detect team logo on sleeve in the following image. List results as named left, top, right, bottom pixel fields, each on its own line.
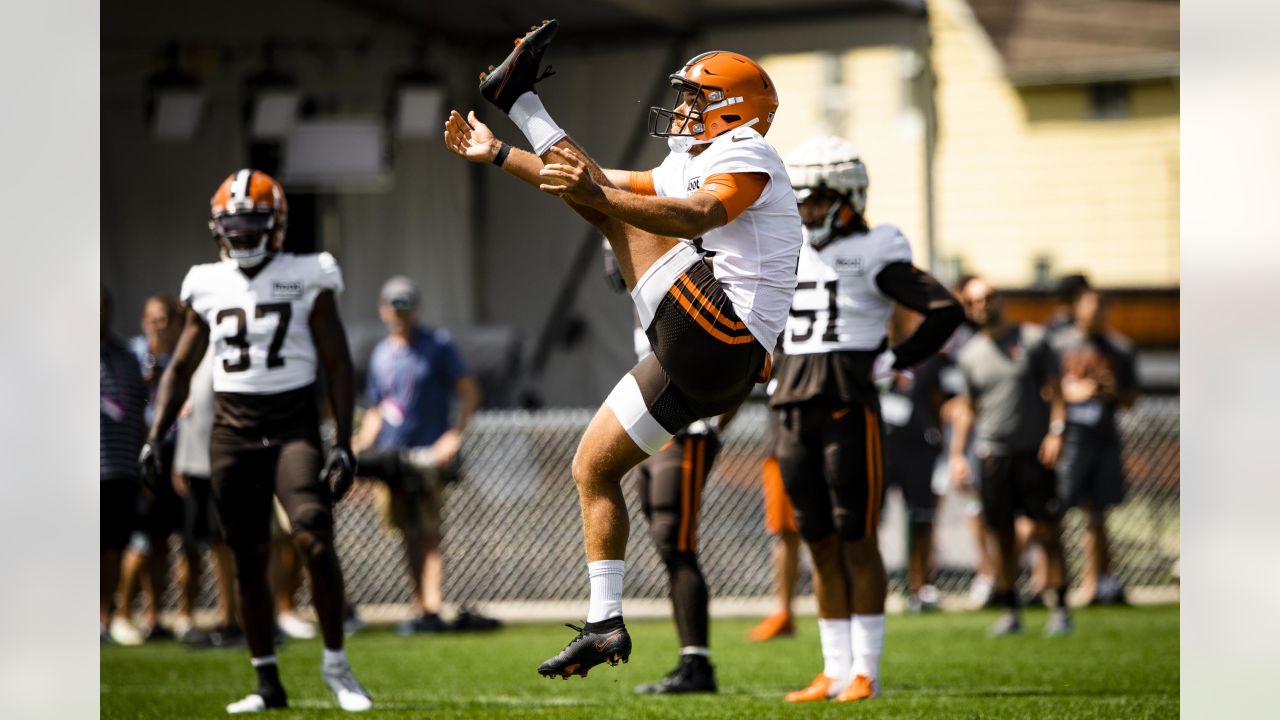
left=272, top=280, right=304, bottom=299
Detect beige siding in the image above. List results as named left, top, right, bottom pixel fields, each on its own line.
left=759, top=0, right=1179, bottom=287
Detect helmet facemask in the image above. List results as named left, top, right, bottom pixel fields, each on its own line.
left=796, top=186, right=856, bottom=251
left=650, top=77, right=734, bottom=152
left=211, top=211, right=280, bottom=268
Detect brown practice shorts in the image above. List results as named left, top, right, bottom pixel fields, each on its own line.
left=774, top=400, right=885, bottom=543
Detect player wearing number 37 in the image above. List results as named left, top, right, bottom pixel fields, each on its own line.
left=770, top=137, right=963, bottom=704
left=138, top=169, right=373, bottom=714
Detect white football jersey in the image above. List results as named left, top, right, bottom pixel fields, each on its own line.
left=181, top=252, right=344, bottom=394
left=782, top=225, right=912, bottom=355
left=650, top=127, right=801, bottom=351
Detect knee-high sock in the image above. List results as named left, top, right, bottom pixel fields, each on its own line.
left=509, top=92, right=566, bottom=156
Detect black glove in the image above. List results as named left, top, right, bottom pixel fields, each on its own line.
left=138, top=441, right=162, bottom=492
left=321, top=447, right=356, bottom=502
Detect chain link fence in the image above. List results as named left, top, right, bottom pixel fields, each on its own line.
left=158, top=396, right=1178, bottom=616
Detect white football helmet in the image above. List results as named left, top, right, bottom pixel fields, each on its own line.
left=785, top=136, right=869, bottom=248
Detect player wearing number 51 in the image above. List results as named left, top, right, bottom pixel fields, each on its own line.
left=770, top=137, right=962, bottom=704
left=137, top=169, right=373, bottom=714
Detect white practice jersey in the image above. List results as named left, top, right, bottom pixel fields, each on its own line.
left=782, top=224, right=912, bottom=355
left=181, top=252, right=344, bottom=394
left=650, top=127, right=801, bottom=350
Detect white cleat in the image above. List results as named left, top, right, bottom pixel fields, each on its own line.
left=109, top=617, right=144, bottom=646
left=277, top=611, right=318, bottom=640
left=225, top=694, right=267, bottom=714
left=324, top=662, right=373, bottom=712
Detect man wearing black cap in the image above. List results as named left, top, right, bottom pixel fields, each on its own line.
left=352, top=276, right=487, bottom=634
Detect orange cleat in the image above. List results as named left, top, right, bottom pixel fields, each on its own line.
left=784, top=673, right=839, bottom=702
left=834, top=674, right=878, bottom=702
left=747, top=611, right=794, bottom=642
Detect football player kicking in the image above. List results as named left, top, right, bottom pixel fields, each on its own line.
left=443, top=20, right=800, bottom=679
left=773, top=137, right=963, bottom=703
left=139, top=170, right=372, bottom=713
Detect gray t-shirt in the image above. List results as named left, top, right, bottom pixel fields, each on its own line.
left=956, top=323, right=1057, bottom=455
left=173, top=349, right=214, bottom=478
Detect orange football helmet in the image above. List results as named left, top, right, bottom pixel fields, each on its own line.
left=208, top=169, right=288, bottom=267
left=649, top=51, right=779, bottom=143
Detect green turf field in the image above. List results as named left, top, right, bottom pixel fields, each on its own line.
left=102, top=604, right=1178, bottom=719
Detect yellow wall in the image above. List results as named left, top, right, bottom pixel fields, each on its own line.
left=760, top=0, right=1180, bottom=288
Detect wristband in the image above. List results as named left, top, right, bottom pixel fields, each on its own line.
left=492, top=143, right=511, bottom=167
left=1049, top=420, right=1065, bottom=436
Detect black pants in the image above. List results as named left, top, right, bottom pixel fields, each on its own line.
left=633, top=431, right=720, bottom=648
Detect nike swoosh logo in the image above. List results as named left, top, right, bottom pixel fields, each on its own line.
left=732, top=135, right=750, bottom=142
left=832, top=407, right=851, bottom=420
left=594, top=629, right=623, bottom=651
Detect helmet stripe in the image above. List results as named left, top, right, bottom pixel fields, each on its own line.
left=230, top=169, right=252, bottom=202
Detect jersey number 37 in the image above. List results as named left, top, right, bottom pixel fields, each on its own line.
left=215, top=303, right=291, bottom=373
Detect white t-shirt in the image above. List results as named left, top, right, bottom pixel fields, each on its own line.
left=181, top=252, right=344, bottom=394
left=650, top=127, right=801, bottom=350
left=782, top=224, right=913, bottom=355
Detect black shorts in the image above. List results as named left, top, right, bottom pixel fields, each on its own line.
left=634, top=431, right=721, bottom=555
left=209, top=433, right=331, bottom=548
left=1057, top=431, right=1126, bottom=510
left=181, top=475, right=224, bottom=546
left=979, top=452, right=1062, bottom=529
left=609, top=250, right=767, bottom=454
left=884, top=441, right=940, bottom=521
left=775, top=400, right=884, bottom=543
left=101, top=477, right=141, bottom=550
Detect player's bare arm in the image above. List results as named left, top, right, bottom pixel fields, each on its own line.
left=538, top=146, right=730, bottom=239
left=147, top=306, right=209, bottom=445
left=948, top=394, right=976, bottom=490
left=310, top=290, right=355, bottom=451
left=445, top=110, right=625, bottom=223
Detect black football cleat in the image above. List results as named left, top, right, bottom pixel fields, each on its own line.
left=537, top=617, right=631, bottom=679
left=479, top=19, right=559, bottom=113
left=634, top=654, right=718, bottom=694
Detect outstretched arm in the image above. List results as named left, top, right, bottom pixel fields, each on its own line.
left=147, top=307, right=209, bottom=445
left=538, top=146, right=733, bottom=239
left=310, top=290, right=354, bottom=451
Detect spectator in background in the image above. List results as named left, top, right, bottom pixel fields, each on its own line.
left=114, top=295, right=187, bottom=641
left=1050, top=287, right=1138, bottom=605
left=172, top=348, right=243, bottom=647
left=1047, top=274, right=1091, bottom=334
left=101, top=287, right=147, bottom=645
left=949, top=277, right=1072, bottom=636
left=881, top=308, right=959, bottom=612
left=352, top=276, right=486, bottom=634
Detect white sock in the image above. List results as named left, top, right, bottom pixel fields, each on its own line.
left=680, top=646, right=710, bottom=657
left=586, top=560, right=625, bottom=622
left=817, top=618, right=852, bottom=684
left=322, top=648, right=347, bottom=667
left=250, top=655, right=277, bottom=668
left=851, top=614, right=885, bottom=680
left=509, top=91, right=567, bottom=156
